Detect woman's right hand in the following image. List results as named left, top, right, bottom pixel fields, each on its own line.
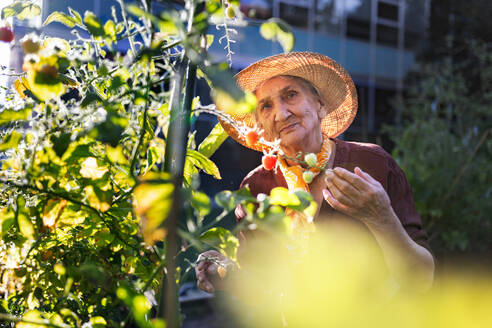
left=195, top=250, right=233, bottom=293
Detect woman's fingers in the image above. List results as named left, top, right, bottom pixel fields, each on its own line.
left=330, top=167, right=369, bottom=192
left=322, top=188, right=350, bottom=213
left=325, top=170, right=359, bottom=202
left=195, top=262, right=215, bottom=293
left=195, top=251, right=230, bottom=293
left=354, top=167, right=378, bottom=186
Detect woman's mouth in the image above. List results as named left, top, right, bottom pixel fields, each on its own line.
left=279, top=123, right=298, bottom=135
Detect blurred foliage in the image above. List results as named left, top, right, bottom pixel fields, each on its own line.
left=386, top=40, right=492, bottom=253
left=225, top=226, right=492, bottom=327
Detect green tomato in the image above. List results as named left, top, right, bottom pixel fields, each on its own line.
left=226, top=6, right=236, bottom=19
left=303, top=170, right=314, bottom=184
left=304, top=153, right=317, bottom=167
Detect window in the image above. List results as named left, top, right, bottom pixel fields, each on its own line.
left=279, top=3, right=309, bottom=28
left=376, top=24, right=398, bottom=47
left=346, top=17, right=370, bottom=41
left=377, top=2, right=398, bottom=21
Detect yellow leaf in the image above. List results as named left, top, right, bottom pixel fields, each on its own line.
left=212, top=89, right=257, bottom=115
left=42, top=199, right=67, bottom=229
left=18, top=212, right=35, bottom=240
left=80, top=157, right=108, bottom=179
left=41, top=37, right=70, bottom=55
left=17, top=310, right=46, bottom=328
left=133, top=172, right=174, bottom=245
left=84, top=185, right=111, bottom=212
left=14, top=77, right=30, bottom=98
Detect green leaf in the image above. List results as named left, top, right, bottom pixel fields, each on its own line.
left=215, top=188, right=255, bottom=212
left=16, top=196, right=35, bottom=240
left=0, top=207, right=15, bottom=237
left=68, top=7, right=83, bottom=25
left=0, top=131, right=22, bottom=151
left=200, top=62, right=244, bottom=101
left=0, top=107, right=32, bottom=125
left=89, top=112, right=128, bottom=147
left=144, top=139, right=165, bottom=174
left=199, top=227, right=239, bottom=260
left=191, top=191, right=211, bottom=217
left=63, top=143, right=93, bottom=164
left=259, top=21, right=277, bottom=39
left=133, top=172, right=174, bottom=245
left=27, top=70, right=65, bottom=102
left=183, top=158, right=199, bottom=186
left=198, top=122, right=228, bottom=158
left=260, top=18, right=295, bottom=52
left=43, top=11, right=77, bottom=28
left=203, top=63, right=257, bottom=114
left=269, top=187, right=301, bottom=207
left=84, top=185, right=112, bottom=212
left=186, top=149, right=221, bottom=179
left=50, top=132, right=71, bottom=157
left=2, top=1, right=41, bottom=20
left=104, top=20, right=117, bottom=42
left=81, top=92, right=102, bottom=107
left=293, top=189, right=317, bottom=217
left=17, top=310, right=45, bottom=328
left=84, top=11, right=105, bottom=37
left=205, top=34, right=214, bottom=50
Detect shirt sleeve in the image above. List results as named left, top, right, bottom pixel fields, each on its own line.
left=386, top=156, right=431, bottom=253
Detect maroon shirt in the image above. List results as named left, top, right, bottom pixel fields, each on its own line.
left=235, top=138, right=430, bottom=252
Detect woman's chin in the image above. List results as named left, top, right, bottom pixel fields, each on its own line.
left=280, top=134, right=306, bottom=153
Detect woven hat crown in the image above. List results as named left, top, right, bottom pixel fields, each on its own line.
left=218, top=52, right=358, bottom=152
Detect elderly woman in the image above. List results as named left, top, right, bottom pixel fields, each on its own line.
left=195, top=52, right=434, bottom=294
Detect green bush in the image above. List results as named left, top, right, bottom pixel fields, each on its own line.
left=386, top=41, right=492, bottom=253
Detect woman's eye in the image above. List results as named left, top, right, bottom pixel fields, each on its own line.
left=261, top=103, right=272, bottom=111
left=286, top=91, right=297, bottom=99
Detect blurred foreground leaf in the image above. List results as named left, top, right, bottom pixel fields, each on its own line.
left=2, top=1, right=41, bottom=20
left=260, top=18, right=295, bottom=52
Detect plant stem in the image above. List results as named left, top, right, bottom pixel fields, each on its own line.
left=129, top=71, right=151, bottom=176
left=117, top=0, right=137, bottom=57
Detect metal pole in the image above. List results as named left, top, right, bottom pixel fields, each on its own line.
left=159, top=0, right=202, bottom=325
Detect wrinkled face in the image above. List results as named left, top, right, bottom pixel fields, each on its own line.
left=255, top=76, right=325, bottom=154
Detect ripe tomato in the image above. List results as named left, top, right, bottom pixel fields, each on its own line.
left=0, top=26, right=15, bottom=43
left=262, top=155, right=277, bottom=170
left=245, top=130, right=258, bottom=147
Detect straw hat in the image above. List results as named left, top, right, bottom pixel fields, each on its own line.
left=218, top=52, right=358, bottom=152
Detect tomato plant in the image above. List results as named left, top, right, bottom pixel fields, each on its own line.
left=0, top=1, right=299, bottom=327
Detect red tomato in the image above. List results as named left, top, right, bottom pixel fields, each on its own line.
left=0, top=26, right=15, bottom=43
left=262, top=155, right=277, bottom=170
left=245, top=130, right=259, bottom=147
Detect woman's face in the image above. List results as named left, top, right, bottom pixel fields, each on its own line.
left=255, top=76, right=325, bottom=155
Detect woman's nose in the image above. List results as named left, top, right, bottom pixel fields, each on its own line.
left=274, top=101, right=291, bottom=122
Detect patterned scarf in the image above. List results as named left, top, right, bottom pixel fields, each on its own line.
left=277, top=136, right=333, bottom=231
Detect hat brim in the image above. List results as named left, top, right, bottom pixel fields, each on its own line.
left=218, top=52, right=358, bottom=152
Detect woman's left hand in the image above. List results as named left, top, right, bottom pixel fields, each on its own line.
left=323, top=166, right=394, bottom=228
